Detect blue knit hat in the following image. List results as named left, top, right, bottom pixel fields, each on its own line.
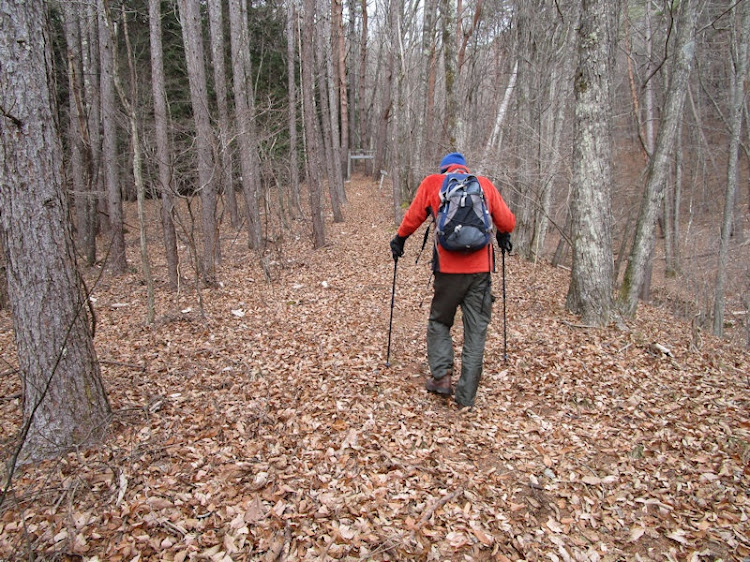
left=439, top=152, right=466, bottom=172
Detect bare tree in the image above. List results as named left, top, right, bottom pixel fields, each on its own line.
left=208, top=1, right=240, bottom=229
left=565, top=0, right=617, bottom=326
left=713, top=0, right=749, bottom=336
left=301, top=0, right=327, bottom=247
left=441, top=0, right=458, bottom=148
left=98, top=0, right=128, bottom=274
left=148, top=0, right=179, bottom=289
left=316, top=0, right=345, bottom=222
left=229, top=0, right=263, bottom=251
left=112, top=4, right=155, bottom=324
left=619, top=0, right=699, bottom=317
left=0, top=0, right=111, bottom=463
left=286, top=0, right=302, bottom=216
left=179, top=0, right=219, bottom=285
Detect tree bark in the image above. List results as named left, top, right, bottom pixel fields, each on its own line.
left=228, top=0, right=263, bottom=251
left=713, top=0, right=749, bottom=336
left=565, top=0, right=616, bottom=327
left=286, top=0, right=302, bottom=216
left=148, top=0, right=179, bottom=289
left=332, top=0, right=349, bottom=170
left=619, top=0, right=699, bottom=317
left=0, top=0, right=110, bottom=463
left=301, top=0, right=327, bottom=247
left=98, top=0, right=128, bottom=274
left=441, top=0, right=458, bottom=148
left=315, top=0, right=345, bottom=222
left=208, top=1, right=240, bottom=229
left=179, top=0, right=219, bottom=284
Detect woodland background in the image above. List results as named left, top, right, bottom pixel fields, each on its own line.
left=1, top=0, right=750, bottom=559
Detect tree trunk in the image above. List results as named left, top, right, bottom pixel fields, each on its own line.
left=332, top=0, right=349, bottom=171
left=417, top=0, right=438, bottom=178
left=228, top=0, right=263, bottom=251
left=179, top=0, right=219, bottom=284
left=98, top=0, right=127, bottom=274
left=148, top=0, right=179, bottom=289
left=114, top=5, right=155, bottom=325
left=62, top=3, right=89, bottom=261
left=358, top=0, right=368, bottom=154
left=83, top=2, right=101, bottom=267
left=565, top=0, right=616, bottom=327
left=713, top=0, right=749, bottom=336
left=302, top=0, right=327, bottom=247
left=441, top=0, right=458, bottom=148
left=0, top=0, right=110, bottom=463
left=619, top=0, right=698, bottom=317
left=286, top=0, right=302, bottom=217
left=208, top=1, right=240, bottom=229
left=315, top=0, right=345, bottom=222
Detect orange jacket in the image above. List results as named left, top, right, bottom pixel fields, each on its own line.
left=397, top=164, right=516, bottom=273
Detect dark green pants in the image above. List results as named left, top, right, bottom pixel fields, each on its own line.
left=427, top=272, right=493, bottom=407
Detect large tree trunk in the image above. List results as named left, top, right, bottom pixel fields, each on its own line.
left=565, top=0, right=616, bottom=327
left=0, top=0, right=111, bottom=463
left=301, top=0, right=327, bottom=247
left=148, top=0, right=179, bottom=289
left=228, top=0, right=263, bottom=251
left=713, top=0, right=749, bottom=336
left=619, top=0, right=699, bottom=317
left=179, top=0, right=219, bottom=284
left=208, top=1, right=239, bottom=230
left=98, top=0, right=127, bottom=275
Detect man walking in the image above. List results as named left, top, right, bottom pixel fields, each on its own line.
left=390, top=153, right=515, bottom=408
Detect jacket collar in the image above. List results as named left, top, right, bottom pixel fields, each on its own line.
left=443, top=164, right=470, bottom=174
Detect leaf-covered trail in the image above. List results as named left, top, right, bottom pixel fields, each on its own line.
left=0, top=177, right=749, bottom=560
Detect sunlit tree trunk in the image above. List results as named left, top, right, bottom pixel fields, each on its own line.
left=0, top=0, right=110, bottom=463
left=620, top=0, right=699, bottom=317
left=148, top=0, right=179, bottom=289
left=179, top=0, right=219, bottom=284
left=98, top=0, right=127, bottom=274
left=565, top=0, right=616, bottom=327
left=713, top=0, right=749, bottom=336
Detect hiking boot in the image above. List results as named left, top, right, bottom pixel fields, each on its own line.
left=425, top=375, right=452, bottom=395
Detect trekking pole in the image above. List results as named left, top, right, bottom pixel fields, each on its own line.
left=501, top=247, right=508, bottom=362
left=386, top=258, right=398, bottom=367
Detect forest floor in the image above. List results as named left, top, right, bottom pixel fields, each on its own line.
left=0, top=176, right=749, bottom=561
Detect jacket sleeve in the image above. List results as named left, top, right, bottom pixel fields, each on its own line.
left=482, top=177, right=516, bottom=234
left=397, top=177, right=432, bottom=238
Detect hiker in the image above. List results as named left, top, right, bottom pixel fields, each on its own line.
left=389, top=152, right=515, bottom=408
